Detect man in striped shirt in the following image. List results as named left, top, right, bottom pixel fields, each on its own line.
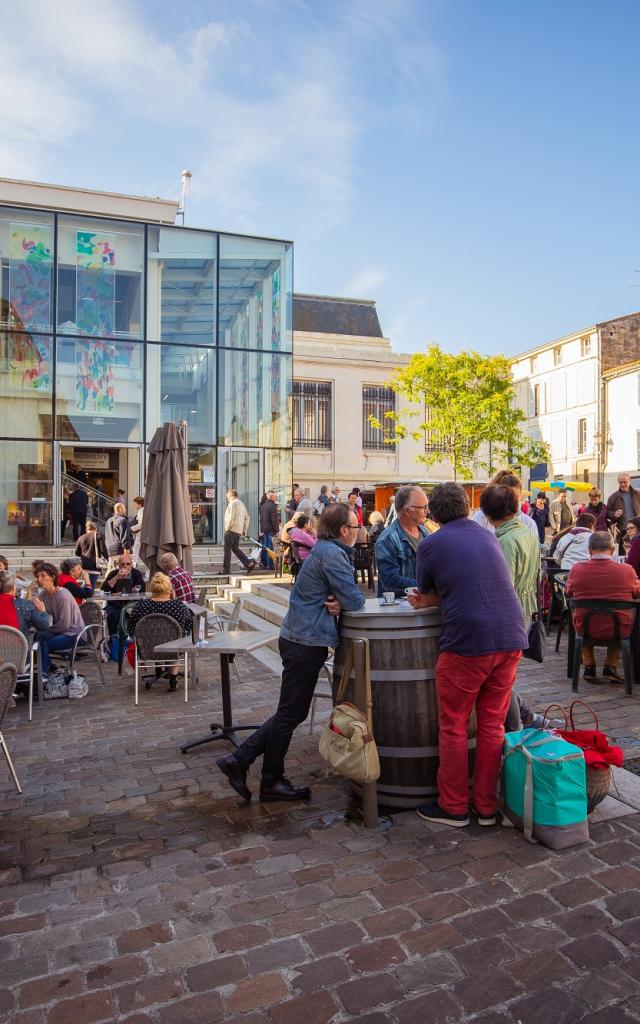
left=158, top=552, right=195, bottom=603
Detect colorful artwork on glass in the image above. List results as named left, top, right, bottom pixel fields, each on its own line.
left=256, top=287, right=264, bottom=350
left=271, top=268, right=280, bottom=350
left=8, top=333, right=50, bottom=391
left=76, top=231, right=116, bottom=336
left=271, top=353, right=281, bottom=446
left=75, top=340, right=115, bottom=413
left=256, top=352, right=264, bottom=425
left=239, top=303, right=249, bottom=349
left=9, top=223, right=52, bottom=330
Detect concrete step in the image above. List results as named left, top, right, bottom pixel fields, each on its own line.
left=251, top=582, right=292, bottom=609
left=240, top=593, right=287, bottom=629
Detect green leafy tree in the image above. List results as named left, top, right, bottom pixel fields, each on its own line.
left=369, top=344, right=548, bottom=481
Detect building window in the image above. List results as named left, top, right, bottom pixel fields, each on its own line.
left=292, top=380, right=332, bottom=448
left=363, top=385, right=395, bottom=451
left=578, top=417, right=587, bottom=455
left=424, top=406, right=448, bottom=452
left=580, top=336, right=591, bottom=357
left=530, top=355, right=537, bottom=374
left=553, top=346, right=563, bottom=366
left=533, top=384, right=540, bottom=416
left=147, top=226, right=217, bottom=347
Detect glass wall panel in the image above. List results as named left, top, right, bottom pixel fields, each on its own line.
left=264, top=448, right=292, bottom=524
left=147, top=226, right=216, bottom=346
left=56, top=338, right=143, bottom=442
left=0, top=208, right=54, bottom=332
left=0, top=439, right=52, bottom=545
left=187, top=445, right=216, bottom=544
left=218, top=350, right=291, bottom=448
left=0, top=331, right=52, bottom=438
left=146, top=344, right=215, bottom=445
left=218, top=235, right=292, bottom=352
left=57, top=216, right=144, bottom=339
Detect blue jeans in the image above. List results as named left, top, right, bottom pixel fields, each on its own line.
left=37, top=631, right=78, bottom=673
left=261, top=532, right=274, bottom=568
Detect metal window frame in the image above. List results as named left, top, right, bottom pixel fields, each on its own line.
left=362, top=384, right=396, bottom=451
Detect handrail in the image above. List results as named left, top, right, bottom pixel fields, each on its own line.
left=61, top=473, right=114, bottom=529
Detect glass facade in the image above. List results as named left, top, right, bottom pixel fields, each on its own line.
left=0, top=200, right=293, bottom=544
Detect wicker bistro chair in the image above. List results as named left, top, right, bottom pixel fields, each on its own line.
left=0, top=663, right=22, bottom=793
left=0, top=626, right=38, bottom=722
left=568, top=598, right=640, bottom=697
left=132, top=614, right=188, bottom=707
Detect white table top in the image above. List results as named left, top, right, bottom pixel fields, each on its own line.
left=92, top=591, right=146, bottom=602
left=341, top=596, right=440, bottom=620
left=154, top=629, right=278, bottom=656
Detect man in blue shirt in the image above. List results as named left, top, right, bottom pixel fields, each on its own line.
left=409, top=482, right=527, bottom=828
left=375, top=485, right=431, bottom=596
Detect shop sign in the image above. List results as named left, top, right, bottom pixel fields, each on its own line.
left=73, top=451, right=110, bottom=469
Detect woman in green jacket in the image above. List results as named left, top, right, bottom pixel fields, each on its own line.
left=480, top=484, right=539, bottom=622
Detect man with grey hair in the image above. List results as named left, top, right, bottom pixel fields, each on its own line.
left=294, top=488, right=312, bottom=517
left=605, top=473, right=640, bottom=554
left=375, top=485, right=430, bottom=597
left=566, top=530, right=640, bottom=683
left=158, top=552, right=196, bottom=604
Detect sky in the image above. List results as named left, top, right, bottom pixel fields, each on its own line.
left=4, top=0, right=640, bottom=356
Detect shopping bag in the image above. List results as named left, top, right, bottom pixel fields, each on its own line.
left=319, top=642, right=380, bottom=784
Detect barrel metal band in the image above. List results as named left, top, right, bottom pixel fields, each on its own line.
left=341, top=628, right=440, bottom=640
left=338, top=669, right=435, bottom=682
left=378, top=739, right=476, bottom=757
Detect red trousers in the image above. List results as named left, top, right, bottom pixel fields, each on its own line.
left=436, top=649, right=522, bottom=816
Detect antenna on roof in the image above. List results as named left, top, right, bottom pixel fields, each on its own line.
left=178, top=169, right=192, bottom=225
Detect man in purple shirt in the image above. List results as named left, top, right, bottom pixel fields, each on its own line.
left=409, top=483, right=527, bottom=828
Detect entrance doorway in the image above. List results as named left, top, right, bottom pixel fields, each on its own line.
left=55, top=443, right=143, bottom=544
left=218, top=449, right=263, bottom=542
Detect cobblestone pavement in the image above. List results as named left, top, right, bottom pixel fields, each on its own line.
left=3, top=634, right=640, bottom=1023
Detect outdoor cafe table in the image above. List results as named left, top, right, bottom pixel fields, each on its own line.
left=154, top=630, right=277, bottom=754
left=91, top=591, right=147, bottom=602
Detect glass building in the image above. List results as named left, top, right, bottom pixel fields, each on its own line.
left=0, top=184, right=293, bottom=546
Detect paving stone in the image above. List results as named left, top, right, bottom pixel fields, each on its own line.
left=336, top=973, right=402, bottom=1015
left=453, top=907, right=512, bottom=938
left=116, top=973, right=183, bottom=1014
left=549, top=878, right=608, bottom=908
left=401, top=921, right=465, bottom=956
left=186, top=955, right=246, bottom=992
left=269, top=990, right=340, bottom=1024
left=19, top=969, right=83, bottom=1009
left=563, top=934, right=625, bottom=969
left=346, top=937, right=406, bottom=973
left=212, top=923, right=271, bottom=953
left=509, top=986, right=591, bottom=1024
left=593, top=841, right=640, bottom=866
left=269, top=908, right=326, bottom=937
left=452, top=935, right=516, bottom=972
left=507, top=922, right=572, bottom=953
left=305, top=921, right=365, bottom=955
left=412, top=891, right=470, bottom=922
left=463, top=879, right=515, bottom=907
left=369, top=878, right=424, bottom=908
left=605, top=892, right=640, bottom=921
left=46, top=990, right=114, bottom=1024
left=593, top=865, right=640, bottom=893
left=150, top=935, right=212, bottom=972
left=361, top=907, right=417, bottom=937
left=292, top=954, right=351, bottom=993
left=86, top=955, right=148, bottom=988
left=452, top=967, right=523, bottom=1014
left=321, top=894, right=381, bottom=921
left=579, top=1009, right=640, bottom=1024
left=245, top=937, right=308, bottom=973
left=611, top=917, right=640, bottom=947
left=396, top=951, right=464, bottom=991
left=0, top=913, right=46, bottom=937
left=506, top=948, right=578, bottom=988
left=554, top=905, right=614, bottom=938
left=157, top=992, right=225, bottom=1024
left=226, top=972, right=289, bottom=1014
left=393, top=989, right=462, bottom=1024
left=117, top=922, right=173, bottom=953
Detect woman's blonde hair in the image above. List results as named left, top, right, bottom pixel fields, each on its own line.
left=87, top=521, right=96, bottom=532
left=150, top=572, right=172, bottom=598
left=588, top=487, right=602, bottom=499
left=369, top=510, right=384, bottom=526
left=114, top=502, right=126, bottom=515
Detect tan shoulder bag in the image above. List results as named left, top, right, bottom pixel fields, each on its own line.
left=319, top=642, right=380, bottom=784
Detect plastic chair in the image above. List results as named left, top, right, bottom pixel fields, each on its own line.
left=353, top=543, right=375, bottom=591
left=132, top=613, right=186, bottom=706
left=568, top=598, right=639, bottom=697
left=0, top=663, right=22, bottom=793
left=545, top=567, right=568, bottom=635
left=0, top=626, right=38, bottom=722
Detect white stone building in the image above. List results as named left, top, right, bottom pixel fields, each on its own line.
left=602, top=360, right=640, bottom=492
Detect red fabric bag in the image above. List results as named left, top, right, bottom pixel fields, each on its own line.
left=546, top=701, right=623, bottom=771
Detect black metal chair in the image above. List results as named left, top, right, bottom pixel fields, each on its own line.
left=568, top=598, right=639, bottom=697
left=132, top=613, right=185, bottom=706
left=545, top=566, right=568, bottom=635
left=353, top=543, right=375, bottom=591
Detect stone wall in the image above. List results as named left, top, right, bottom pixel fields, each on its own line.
left=599, top=314, right=640, bottom=370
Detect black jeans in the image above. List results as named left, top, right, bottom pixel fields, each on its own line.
left=223, top=530, right=252, bottom=573
left=72, top=515, right=86, bottom=541
left=233, top=637, right=329, bottom=784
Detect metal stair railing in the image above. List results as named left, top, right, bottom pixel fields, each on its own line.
left=61, top=473, right=114, bottom=531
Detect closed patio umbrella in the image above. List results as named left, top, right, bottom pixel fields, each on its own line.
left=140, top=422, right=194, bottom=574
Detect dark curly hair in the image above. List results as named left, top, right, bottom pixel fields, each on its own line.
left=428, top=483, right=469, bottom=524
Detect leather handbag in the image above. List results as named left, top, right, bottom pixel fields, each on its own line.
left=523, top=575, right=545, bottom=663
left=319, top=641, right=380, bottom=784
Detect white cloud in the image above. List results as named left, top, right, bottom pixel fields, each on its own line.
left=344, top=266, right=390, bottom=297
left=0, top=0, right=441, bottom=237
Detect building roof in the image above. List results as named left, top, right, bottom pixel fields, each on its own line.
left=293, top=294, right=383, bottom=338
left=0, top=176, right=180, bottom=223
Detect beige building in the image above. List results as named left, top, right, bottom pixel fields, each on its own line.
left=292, top=294, right=489, bottom=509
left=512, top=312, right=640, bottom=491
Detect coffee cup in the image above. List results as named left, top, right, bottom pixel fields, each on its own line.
left=382, top=592, right=396, bottom=605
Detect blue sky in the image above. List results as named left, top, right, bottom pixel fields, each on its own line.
left=4, top=0, right=640, bottom=355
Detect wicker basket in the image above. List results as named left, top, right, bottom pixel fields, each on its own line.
left=586, top=765, right=611, bottom=814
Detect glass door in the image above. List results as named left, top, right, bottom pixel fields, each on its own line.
left=217, top=448, right=263, bottom=541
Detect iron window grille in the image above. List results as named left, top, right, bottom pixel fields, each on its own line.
left=363, top=385, right=396, bottom=450
left=292, top=380, right=332, bottom=448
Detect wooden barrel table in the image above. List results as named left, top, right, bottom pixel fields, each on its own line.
left=334, top=597, right=475, bottom=810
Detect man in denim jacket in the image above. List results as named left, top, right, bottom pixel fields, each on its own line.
left=375, top=485, right=431, bottom=596
left=217, top=503, right=365, bottom=803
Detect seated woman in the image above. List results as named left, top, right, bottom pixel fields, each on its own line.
left=0, top=571, right=49, bottom=638
left=289, top=514, right=317, bottom=561
left=58, top=557, right=94, bottom=606
left=126, top=572, right=193, bottom=691
left=625, top=517, right=640, bottom=577
left=31, top=563, right=85, bottom=677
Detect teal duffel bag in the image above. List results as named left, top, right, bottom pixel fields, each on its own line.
left=502, top=728, right=589, bottom=849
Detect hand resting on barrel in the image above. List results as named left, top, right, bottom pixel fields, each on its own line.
left=408, top=590, right=439, bottom=609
